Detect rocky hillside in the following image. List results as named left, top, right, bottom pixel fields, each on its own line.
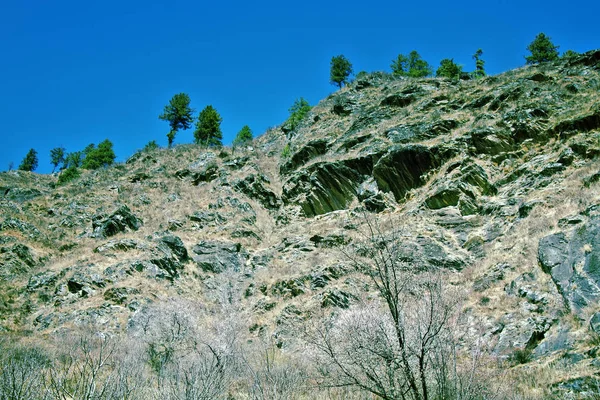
left=1, top=50, right=600, bottom=398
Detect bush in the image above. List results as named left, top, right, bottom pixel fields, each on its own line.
left=281, top=144, right=291, bottom=158
left=82, top=139, right=116, bottom=169
left=286, top=98, right=311, bottom=132
left=57, top=166, right=81, bottom=185
left=144, top=140, right=159, bottom=152
left=391, top=50, right=432, bottom=78
left=510, top=347, right=533, bottom=365
left=436, top=58, right=463, bottom=79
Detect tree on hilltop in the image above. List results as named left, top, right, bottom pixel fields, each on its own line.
left=472, top=49, right=486, bottom=78
left=159, top=93, right=194, bottom=147
left=82, top=139, right=116, bottom=169
left=525, top=33, right=559, bottom=64
left=391, top=50, right=432, bottom=78
left=194, top=105, right=223, bottom=147
left=233, top=125, right=253, bottom=150
left=18, top=149, right=38, bottom=172
left=286, top=98, right=311, bottom=132
left=50, top=147, right=66, bottom=172
left=436, top=58, right=463, bottom=80
left=330, top=55, right=353, bottom=88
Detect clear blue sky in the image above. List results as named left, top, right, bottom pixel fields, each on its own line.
left=1, top=0, right=598, bottom=173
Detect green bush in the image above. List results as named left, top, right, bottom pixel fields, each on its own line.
left=281, top=144, right=291, bottom=158
left=286, top=98, right=311, bottom=131
left=436, top=58, right=463, bottom=79
left=57, top=166, right=81, bottom=185
left=144, top=140, right=159, bottom=152
left=82, top=139, right=116, bottom=169
left=391, top=51, right=432, bottom=78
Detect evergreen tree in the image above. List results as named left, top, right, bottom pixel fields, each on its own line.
left=64, top=151, right=83, bottom=169
left=525, top=33, right=559, bottom=64
left=194, top=105, right=223, bottom=147
left=391, top=51, right=432, bottom=77
left=50, top=147, right=66, bottom=172
left=436, top=58, right=463, bottom=79
left=82, top=139, right=116, bottom=169
left=233, top=125, right=253, bottom=149
left=159, top=93, right=194, bottom=147
left=330, top=55, right=353, bottom=88
left=562, top=49, right=580, bottom=59
left=472, top=49, right=486, bottom=78
left=287, top=98, right=311, bottom=131
left=18, top=149, right=38, bottom=172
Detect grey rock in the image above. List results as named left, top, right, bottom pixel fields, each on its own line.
left=94, top=239, right=141, bottom=253
left=234, top=174, right=281, bottom=210
left=192, top=240, right=246, bottom=273
left=92, top=206, right=142, bottom=238
left=538, top=216, right=600, bottom=314
left=280, top=139, right=329, bottom=174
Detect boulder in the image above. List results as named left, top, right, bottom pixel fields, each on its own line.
left=192, top=240, right=246, bottom=273
left=157, top=234, right=189, bottom=263
left=92, top=206, right=142, bottom=238
left=538, top=216, right=600, bottom=314
left=233, top=174, right=281, bottom=210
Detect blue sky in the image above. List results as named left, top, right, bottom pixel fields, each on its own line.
left=1, top=0, right=598, bottom=173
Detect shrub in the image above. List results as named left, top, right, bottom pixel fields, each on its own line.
left=436, top=58, right=463, bottom=79
left=281, top=144, right=291, bottom=158
left=510, top=347, right=533, bottom=365
left=143, top=140, right=159, bottom=152
left=286, top=98, right=311, bottom=131
left=57, top=166, right=81, bottom=185
left=82, top=139, right=116, bottom=169
left=391, top=50, right=432, bottom=78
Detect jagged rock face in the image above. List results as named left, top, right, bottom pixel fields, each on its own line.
left=538, top=214, right=600, bottom=314
left=373, top=144, right=450, bottom=201
left=233, top=174, right=281, bottom=210
left=92, top=205, right=142, bottom=238
left=1, top=50, right=600, bottom=394
left=191, top=241, right=246, bottom=273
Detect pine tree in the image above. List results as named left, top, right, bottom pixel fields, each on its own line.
left=50, top=147, right=66, bottom=172
left=159, top=93, right=194, bottom=147
left=233, top=125, right=253, bottom=149
left=82, top=139, right=116, bottom=169
left=18, top=149, right=38, bottom=172
left=472, top=49, right=486, bottom=78
left=436, top=58, right=463, bottom=80
left=330, top=55, right=353, bottom=88
left=194, top=105, right=223, bottom=147
left=525, top=33, right=559, bottom=64
left=391, top=51, right=432, bottom=77
left=287, top=98, right=311, bottom=131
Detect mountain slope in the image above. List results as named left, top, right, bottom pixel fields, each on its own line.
left=1, top=50, right=600, bottom=398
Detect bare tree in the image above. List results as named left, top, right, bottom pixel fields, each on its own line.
left=0, top=342, right=49, bottom=400
left=309, top=216, right=494, bottom=400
